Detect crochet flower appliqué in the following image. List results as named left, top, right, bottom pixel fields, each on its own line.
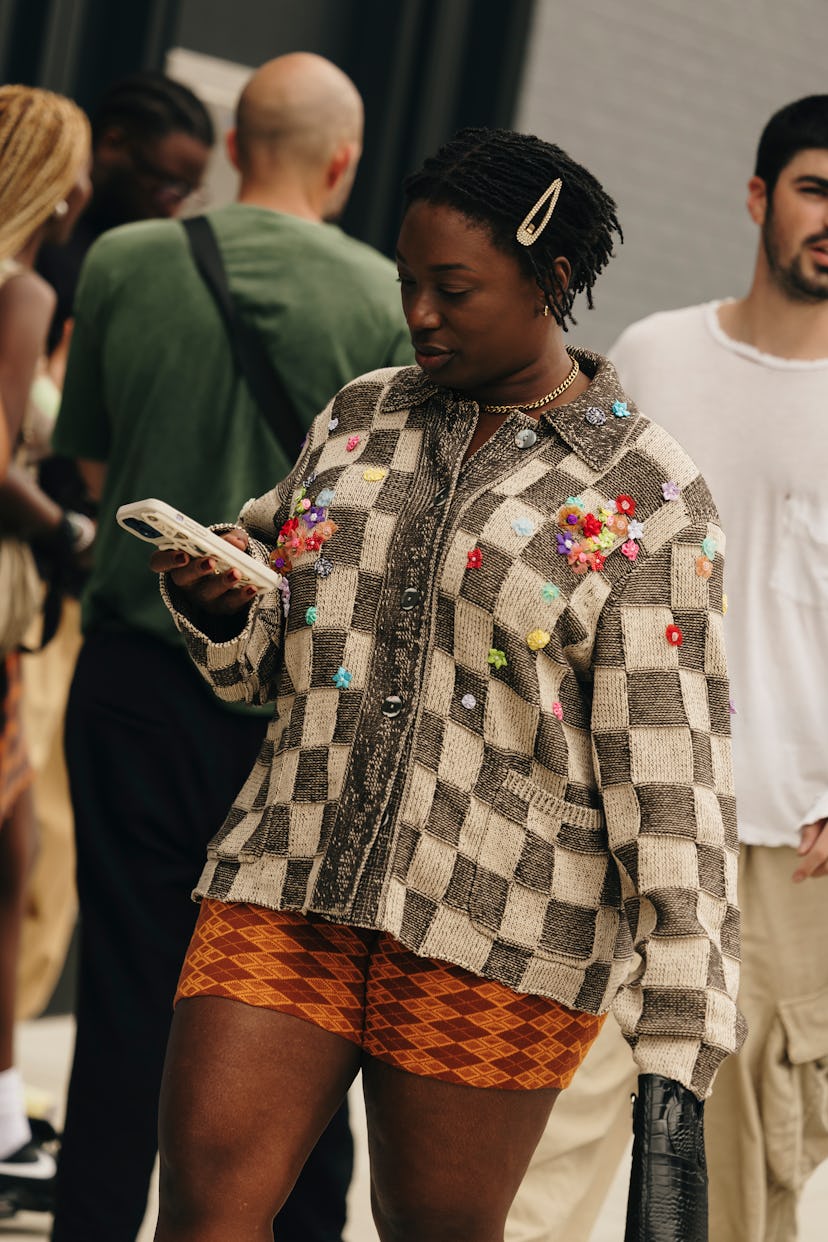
left=555, top=494, right=641, bottom=575
left=271, top=484, right=339, bottom=577
left=665, top=624, right=683, bottom=647
left=696, top=535, right=719, bottom=579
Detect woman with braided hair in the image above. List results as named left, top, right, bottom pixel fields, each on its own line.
left=151, top=128, right=742, bottom=1241
left=0, top=84, right=91, bottom=1219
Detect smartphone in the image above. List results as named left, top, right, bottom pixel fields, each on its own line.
left=115, top=498, right=282, bottom=595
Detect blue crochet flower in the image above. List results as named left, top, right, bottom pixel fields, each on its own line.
left=612, top=400, right=630, bottom=419
left=332, top=666, right=352, bottom=689
left=512, top=517, right=535, bottom=537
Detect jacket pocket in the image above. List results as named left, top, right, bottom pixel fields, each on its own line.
left=768, top=494, right=828, bottom=608
left=468, top=770, right=614, bottom=964
left=764, top=984, right=828, bottom=1192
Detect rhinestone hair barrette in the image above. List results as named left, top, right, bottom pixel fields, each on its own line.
left=516, top=177, right=562, bottom=246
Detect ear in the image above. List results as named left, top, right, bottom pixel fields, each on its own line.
left=553, top=255, right=571, bottom=293
left=746, top=175, right=768, bottom=227
left=226, top=128, right=240, bottom=172
left=326, top=140, right=360, bottom=190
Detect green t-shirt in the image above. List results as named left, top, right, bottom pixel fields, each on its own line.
left=53, top=203, right=411, bottom=646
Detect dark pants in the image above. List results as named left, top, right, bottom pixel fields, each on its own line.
left=52, top=631, right=352, bottom=1241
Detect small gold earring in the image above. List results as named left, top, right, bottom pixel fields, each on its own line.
left=53, top=199, right=69, bottom=218
left=543, top=305, right=550, bottom=317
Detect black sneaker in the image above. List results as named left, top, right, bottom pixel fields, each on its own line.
left=0, top=1127, right=58, bottom=1219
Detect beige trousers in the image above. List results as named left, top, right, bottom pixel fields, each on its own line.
left=16, top=601, right=82, bottom=1019
left=507, top=844, right=828, bottom=1242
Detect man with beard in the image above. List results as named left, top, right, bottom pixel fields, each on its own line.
left=508, top=94, right=828, bottom=1242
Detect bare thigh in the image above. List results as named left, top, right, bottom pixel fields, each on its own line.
left=154, top=995, right=362, bottom=1242
left=363, top=1055, right=560, bottom=1242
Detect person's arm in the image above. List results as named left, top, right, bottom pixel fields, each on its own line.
left=793, top=793, right=828, bottom=880
left=155, top=400, right=332, bottom=705
left=76, top=459, right=106, bottom=503
left=0, top=270, right=70, bottom=542
left=592, top=494, right=744, bottom=1097
left=0, top=464, right=63, bottom=536
left=0, top=396, right=10, bottom=476
left=591, top=479, right=740, bottom=1242
left=0, top=269, right=54, bottom=446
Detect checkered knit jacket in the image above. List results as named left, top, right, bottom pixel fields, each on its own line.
left=164, top=349, right=745, bottom=1098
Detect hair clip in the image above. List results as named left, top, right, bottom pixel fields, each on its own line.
left=516, top=178, right=562, bottom=246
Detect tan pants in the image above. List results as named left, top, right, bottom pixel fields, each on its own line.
left=706, top=845, right=828, bottom=1242
left=16, top=601, right=82, bottom=1019
left=507, top=845, right=828, bottom=1242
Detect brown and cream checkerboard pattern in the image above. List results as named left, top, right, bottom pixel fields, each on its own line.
left=163, top=350, right=745, bottom=1097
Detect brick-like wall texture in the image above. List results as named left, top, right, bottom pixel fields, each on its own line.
left=516, top=0, right=827, bottom=352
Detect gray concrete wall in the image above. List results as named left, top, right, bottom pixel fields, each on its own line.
left=515, top=0, right=827, bottom=352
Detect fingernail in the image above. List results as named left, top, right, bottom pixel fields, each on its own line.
left=174, top=552, right=188, bottom=565
left=226, top=569, right=241, bottom=583
left=244, top=586, right=256, bottom=597
left=200, top=558, right=214, bottom=572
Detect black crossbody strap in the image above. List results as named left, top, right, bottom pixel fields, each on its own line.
left=182, top=215, right=306, bottom=457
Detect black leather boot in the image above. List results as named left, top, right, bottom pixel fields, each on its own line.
left=624, top=1073, right=708, bottom=1241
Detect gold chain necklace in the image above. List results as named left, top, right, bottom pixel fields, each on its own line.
left=480, top=357, right=580, bottom=414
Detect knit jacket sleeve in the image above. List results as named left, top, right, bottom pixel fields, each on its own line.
left=159, top=406, right=329, bottom=705
left=591, top=484, right=746, bottom=1099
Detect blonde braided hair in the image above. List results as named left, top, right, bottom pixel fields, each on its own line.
left=0, top=85, right=91, bottom=261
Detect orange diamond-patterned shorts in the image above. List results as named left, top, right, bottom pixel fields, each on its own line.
left=176, top=899, right=605, bottom=1090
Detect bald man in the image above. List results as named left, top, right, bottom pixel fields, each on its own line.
left=49, top=54, right=410, bottom=1242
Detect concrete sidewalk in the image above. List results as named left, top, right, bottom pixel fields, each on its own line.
left=3, top=1015, right=828, bottom=1241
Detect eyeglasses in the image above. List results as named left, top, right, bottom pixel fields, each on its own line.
left=128, top=144, right=204, bottom=208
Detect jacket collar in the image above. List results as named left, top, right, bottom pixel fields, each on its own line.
left=541, top=349, right=642, bottom=472
left=378, top=351, right=641, bottom=472
left=379, top=366, right=438, bottom=413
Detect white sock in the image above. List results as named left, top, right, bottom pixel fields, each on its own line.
left=0, top=1067, right=31, bottom=1160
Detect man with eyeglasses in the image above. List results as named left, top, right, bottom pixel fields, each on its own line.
left=37, top=72, right=214, bottom=355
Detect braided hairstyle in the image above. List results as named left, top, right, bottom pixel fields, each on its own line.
left=91, top=72, right=214, bottom=148
left=0, top=85, right=91, bottom=261
left=403, top=128, right=622, bottom=330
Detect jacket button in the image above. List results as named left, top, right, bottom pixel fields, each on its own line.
left=381, top=695, right=403, bottom=717
left=515, top=427, right=537, bottom=448
left=400, top=587, right=421, bottom=610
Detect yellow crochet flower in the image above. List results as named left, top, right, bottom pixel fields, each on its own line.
left=363, top=467, right=387, bottom=482
left=526, top=628, right=551, bottom=651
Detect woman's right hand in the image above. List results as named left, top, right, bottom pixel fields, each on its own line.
left=150, top=528, right=258, bottom=615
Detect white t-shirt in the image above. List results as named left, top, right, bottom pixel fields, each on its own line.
left=610, top=301, right=828, bottom=848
